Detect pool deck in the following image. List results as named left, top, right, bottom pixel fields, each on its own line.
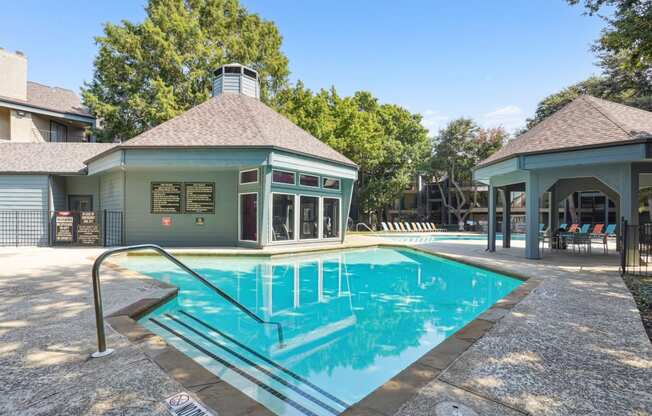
left=0, top=235, right=650, bottom=415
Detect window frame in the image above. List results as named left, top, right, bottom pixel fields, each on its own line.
left=298, top=173, right=320, bottom=188
left=239, top=168, right=259, bottom=185
left=298, top=194, right=321, bottom=241
left=322, top=177, right=341, bottom=191
left=321, top=196, right=342, bottom=240
left=271, top=169, right=296, bottom=186
left=269, top=192, right=298, bottom=244
left=238, top=192, right=259, bottom=243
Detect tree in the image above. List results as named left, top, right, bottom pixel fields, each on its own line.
left=83, top=0, right=289, bottom=141
left=274, top=83, right=431, bottom=222
left=428, top=119, right=506, bottom=230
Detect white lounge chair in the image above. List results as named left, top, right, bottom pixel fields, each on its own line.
left=422, top=222, right=433, bottom=231
left=404, top=223, right=413, bottom=232
left=393, top=222, right=403, bottom=232
left=381, top=222, right=390, bottom=232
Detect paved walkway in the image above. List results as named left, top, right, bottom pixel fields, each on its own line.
left=0, top=238, right=650, bottom=415
left=391, top=239, right=652, bottom=416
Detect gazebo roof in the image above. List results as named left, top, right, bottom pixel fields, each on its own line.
left=477, top=95, right=652, bottom=168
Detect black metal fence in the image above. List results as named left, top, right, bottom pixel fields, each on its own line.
left=620, top=219, right=652, bottom=276
left=0, top=210, right=123, bottom=247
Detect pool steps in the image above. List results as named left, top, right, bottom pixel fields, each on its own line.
left=149, top=310, right=348, bottom=416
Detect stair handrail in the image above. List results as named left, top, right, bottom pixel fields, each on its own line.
left=355, top=222, right=374, bottom=232
left=91, top=244, right=284, bottom=358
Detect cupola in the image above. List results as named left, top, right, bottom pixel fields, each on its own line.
left=212, top=63, right=260, bottom=99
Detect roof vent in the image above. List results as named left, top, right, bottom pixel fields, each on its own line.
left=212, top=63, right=260, bottom=99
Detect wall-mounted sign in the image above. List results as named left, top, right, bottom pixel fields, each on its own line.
left=77, top=211, right=100, bottom=245
left=161, top=216, right=173, bottom=227
left=55, top=212, right=74, bottom=242
left=195, top=217, right=205, bottom=226
left=185, top=182, right=215, bottom=213
left=151, top=182, right=182, bottom=214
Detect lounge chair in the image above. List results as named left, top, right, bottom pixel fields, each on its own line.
left=404, top=223, right=413, bottom=232
left=393, top=222, right=402, bottom=232
left=381, top=222, right=390, bottom=232
left=591, top=223, right=615, bottom=253
left=431, top=222, right=445, bottom=232
left=569, top=224, right=592, bottom=254
left=422, top=222, right=433, bottom=232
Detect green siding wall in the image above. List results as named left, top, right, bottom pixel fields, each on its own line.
left=100, top=171, right=124, bottom=211
left=65, top=176, right=100, bottom=210
left=0, top=175, right=49, bottom=210
left=124, top=169, right=238, bottom=246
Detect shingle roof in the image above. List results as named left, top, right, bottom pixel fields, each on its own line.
left=0, top=143, right=115, bottom=174
left=477, top=95, right=652, bottom=168
left=115, top=93, right=356, bottom=167
left=0, top=81, right=92, bottom=118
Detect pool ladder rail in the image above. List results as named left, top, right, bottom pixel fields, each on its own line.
left=90, top=244, right=285, bottom=358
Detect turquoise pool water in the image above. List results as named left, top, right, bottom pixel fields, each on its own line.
left=377, top=233, right=526, bottom=244
left=121, top=248, right=521, bottom=415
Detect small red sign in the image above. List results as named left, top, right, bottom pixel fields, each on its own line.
left=161, top=217, right=172, bottom=227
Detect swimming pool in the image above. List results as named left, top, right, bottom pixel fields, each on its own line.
left=120, top=247, right=521, bottom=415
left=376, top=233, right=526, bottom=244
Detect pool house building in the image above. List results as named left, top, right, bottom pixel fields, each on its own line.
left=474, top=95, right=652, bottom=259
left=0, top=61, right=358, bottom=248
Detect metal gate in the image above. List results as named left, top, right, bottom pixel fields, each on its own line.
left=0, top=210, right=123, bottom=247
left=620, top=219, right=652, bottom=276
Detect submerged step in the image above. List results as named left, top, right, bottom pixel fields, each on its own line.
left=148, top=313, right=347, bottom=416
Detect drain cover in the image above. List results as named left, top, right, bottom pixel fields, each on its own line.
left=435, top=401, right=479, bottom=416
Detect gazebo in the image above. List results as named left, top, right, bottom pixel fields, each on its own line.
left=474, top=95, right=652, bottom=259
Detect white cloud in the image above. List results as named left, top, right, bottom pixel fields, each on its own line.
left=420, top=109, right=449, bottom=134
left=481, top=105, right=526, bottom=132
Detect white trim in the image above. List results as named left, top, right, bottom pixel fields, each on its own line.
left=239, top=168, right=259, bottom=185
left=269, top=192, right=297, bottom=244
left=322, top=177, right=341, bottom=191
left=298, top=173, right=320, bottom=188
left=271, top=169, right=296, bottom=185
left=322, top=196, right=342, bottom=240
left=238, top=192, right=259, bottom=243
left=298, top=194, right=321, bottom=241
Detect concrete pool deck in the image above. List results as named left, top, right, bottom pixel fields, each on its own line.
left=0, top=235, right=650, bottom=415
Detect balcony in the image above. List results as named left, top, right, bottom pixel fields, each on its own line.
left=33, top=128, right=89, bottom=143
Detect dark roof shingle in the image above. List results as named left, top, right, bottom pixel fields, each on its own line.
left=0, top=143, right=115, bottom=174
left=119, top=93, right=355, bottom=166
left=477, top=95, right=652, bottom=168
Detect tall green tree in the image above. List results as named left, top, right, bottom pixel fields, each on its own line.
left=274, top=83, right=431, bottom=221
left=428, top=119, right=506, bottom=230
left=83, top=0, right=289, bottom=141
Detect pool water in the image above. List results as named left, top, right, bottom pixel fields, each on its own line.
left=121, top=248, right=521, bottom=415
left=377, top=233, right=526, bottom=244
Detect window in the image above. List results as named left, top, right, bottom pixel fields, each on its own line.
left=225, top=66, right=241, bottom=74
left=272, top=194, right=295, bottom=241
left=299, top=174, right=319, bottom=187
left=322, top=178, right=340, bottom=190
left=243, top=68, right=257, bottom=79
left=323, top=198, right=340, bottom=239
left=299, top=196, right=319, bottom=239
left=272, top=170, right=295, bottom=185
left=240, top=169, right=258, bottom=184
left=50, top=121, right=68, bottom=142
left=240, top=193, right=258, bottom=241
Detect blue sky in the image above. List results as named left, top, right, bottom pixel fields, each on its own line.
left=0, top=1, right=607, bottom=134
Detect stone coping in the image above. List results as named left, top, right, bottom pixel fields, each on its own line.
left=104, top=243, right=538, bottom=416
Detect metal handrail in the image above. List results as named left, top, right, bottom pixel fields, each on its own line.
left=91, top=244, right=284, bottom=358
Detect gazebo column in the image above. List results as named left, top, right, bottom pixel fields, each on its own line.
left=488, top=184, right=497, bottom=252
left=501, top=188, right=511, bottom=248
left=549, top=186, right=559, bottom=234
left=525, top=172, right=541, bottom=259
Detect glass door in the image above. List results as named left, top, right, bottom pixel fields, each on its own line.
left=240, top=193, right=258, bottom=241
